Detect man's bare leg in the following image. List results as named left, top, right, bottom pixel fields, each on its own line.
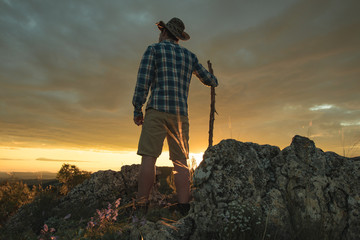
left=137, top=155, right=157, bottom=203
left=173, top=159, right=190, bottom=203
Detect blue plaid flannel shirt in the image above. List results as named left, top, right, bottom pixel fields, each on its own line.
left=132, top=40, right=218, bottom=117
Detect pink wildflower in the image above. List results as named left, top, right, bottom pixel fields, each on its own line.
left=115, top=198, right=121, bottom=208
left=105, top=208, right=111, bottom=215
left=96, top=209, right=105, bottom=220
left=87, top=221, right=95, bottom=229
left=112, top=210, right=118, bottom=221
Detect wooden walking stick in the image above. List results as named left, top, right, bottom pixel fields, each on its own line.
left=207, top=60, right=216, bottom=148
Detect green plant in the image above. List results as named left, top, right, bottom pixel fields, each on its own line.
left=0, top=181, right=37, bottom=227
left=56, top=164, right=91, bottom=195
left=84, top=198, right=124, bottom=239
left=0, top=184, right=60, bottom=239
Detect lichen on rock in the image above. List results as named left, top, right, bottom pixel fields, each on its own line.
left=189, top=135, right=360, bottom=240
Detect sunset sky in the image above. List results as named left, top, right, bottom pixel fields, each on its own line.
left=1, top=0, right=359, bottom=173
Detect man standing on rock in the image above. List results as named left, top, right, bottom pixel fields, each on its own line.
left=132, top=17, right=218, bottom=213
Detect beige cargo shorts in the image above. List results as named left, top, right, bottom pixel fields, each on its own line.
left=137, top=109, right=189, bottom=160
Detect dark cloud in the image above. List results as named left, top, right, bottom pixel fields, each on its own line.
left=0, top=0, right=359, bottom=157
left=0, top=158, right=26, bottom=161
left=186, top=0, right=360, bottom=154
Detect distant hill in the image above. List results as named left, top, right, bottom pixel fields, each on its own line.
left=0, top=171, right=57, bottom=180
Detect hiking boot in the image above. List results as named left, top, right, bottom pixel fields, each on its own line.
left=177, top=203, right=190, bottom=215
left=130, top=200, right=149, bottom=225
left=170, top=203, right=190, bottom=216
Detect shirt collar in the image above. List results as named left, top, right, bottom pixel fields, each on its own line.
left=161, top=39, right=179, bottom=45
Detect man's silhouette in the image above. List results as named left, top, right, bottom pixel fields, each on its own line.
left=132, top=17, right=218, bottom=213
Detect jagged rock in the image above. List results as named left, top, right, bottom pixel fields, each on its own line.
left=57, top=170, right=127, bottom=217
left=57, top=164, right=164, bottom=212
left=189, top=135, right=360, bottom=239
left=191, top=138, right=284, bottom=239
left=3, top=164, right=163, bottom=236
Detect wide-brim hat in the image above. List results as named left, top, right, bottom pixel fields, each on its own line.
left=156, top=17, right=190, bottom=41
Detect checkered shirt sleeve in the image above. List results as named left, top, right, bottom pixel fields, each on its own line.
left=132, top=46, right=155, bottom=117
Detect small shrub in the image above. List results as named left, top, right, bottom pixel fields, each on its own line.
left=0, top=181, right=37, bottom=227
left=85, top=198, right=123, bottom=238
left=56, top=164, right=91, bottom=195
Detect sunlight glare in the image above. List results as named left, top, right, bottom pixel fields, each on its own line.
left=189, top=152, right=204, bottom=167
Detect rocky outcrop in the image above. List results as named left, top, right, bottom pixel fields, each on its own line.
left=56, top=165, right=139, bottom=218
left=136, top=136, right=359, bottom=240
left=189, top=135, right=360, bottom=239
left=4, top=136, right=359, bottom=239
left=4, top=165, right=163, bottom=235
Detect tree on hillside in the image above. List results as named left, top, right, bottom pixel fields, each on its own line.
left=56, top=164, right=91, bottom=195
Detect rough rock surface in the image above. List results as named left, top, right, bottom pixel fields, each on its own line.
left=4, top=165, right=163, bottom=234
left=135, top=135, right=359, bottom=240
left=56, top=165, right=140, bottom=217
left=188, top=135, right=360, bottom=239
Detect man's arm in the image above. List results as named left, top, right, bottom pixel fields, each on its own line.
left=132, top=46, right=155, bottom=124
left=193, top=57, right=218, bottom=87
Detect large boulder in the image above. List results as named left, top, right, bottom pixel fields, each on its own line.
left=56, top=165, right=140, bottom=219
left=190, top=135, right=360, bottom=239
